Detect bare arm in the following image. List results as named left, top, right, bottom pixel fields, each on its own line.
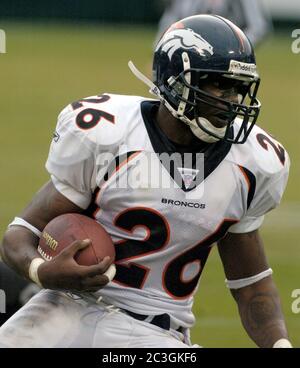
left=1, top=180, right=81, bottom=274
left=0, top=180, right=112, bottom=292
left=218, top=230, right=289, bottom=348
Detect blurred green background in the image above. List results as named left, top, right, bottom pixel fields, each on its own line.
left=0, top=21, right=299, bottom=347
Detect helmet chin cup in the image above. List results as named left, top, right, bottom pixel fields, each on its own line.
left=189, top=117, right=226, bottom=143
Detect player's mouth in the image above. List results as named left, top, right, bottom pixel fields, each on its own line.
left=207, top=111, right=236, bottom=128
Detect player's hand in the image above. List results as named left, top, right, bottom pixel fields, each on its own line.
left=38, top=239, right=115, bottom=292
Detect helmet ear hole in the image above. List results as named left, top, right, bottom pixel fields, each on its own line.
left=167, top=76, right=185, bottom=96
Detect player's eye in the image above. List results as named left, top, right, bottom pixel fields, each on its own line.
left=211, top=76, right=242, bottom=90
left=199, top=74, right=246, bottom=91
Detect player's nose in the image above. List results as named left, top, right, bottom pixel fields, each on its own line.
left=223, top=90, right=239, bottom=104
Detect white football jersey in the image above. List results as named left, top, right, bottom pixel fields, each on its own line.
left=46, top=93, right=290, bottom=329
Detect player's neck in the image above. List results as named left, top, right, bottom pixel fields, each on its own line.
left=155, top=104, right=207, bottom=148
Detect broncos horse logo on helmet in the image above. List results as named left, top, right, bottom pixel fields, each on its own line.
left=156, top=27, right=214, bottom=59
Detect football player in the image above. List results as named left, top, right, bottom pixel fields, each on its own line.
left=0, top=15, right=292, bottom=348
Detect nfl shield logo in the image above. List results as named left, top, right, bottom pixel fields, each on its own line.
left=177, top=168, right=199, bottom=190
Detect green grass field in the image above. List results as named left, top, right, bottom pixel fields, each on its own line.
left=0, top=22, right=299, bottom=347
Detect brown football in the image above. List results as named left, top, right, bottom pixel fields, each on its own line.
left=38, top=213, right=115, bottom=266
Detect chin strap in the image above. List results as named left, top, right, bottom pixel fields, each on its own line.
left=128, top=61, right=160, bottom=98
left=128, top=60, right=188, bottom=122
left=128, top=60, right=223, bottom=143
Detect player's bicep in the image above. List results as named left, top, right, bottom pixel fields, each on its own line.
left=19, top=180, right=83, bottom=231
left=217, top=229, right=269, bottom=280
left=45, top=104, right=96, bottom=209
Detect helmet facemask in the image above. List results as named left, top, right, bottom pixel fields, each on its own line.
left=164, top=68, right=261, bottom=144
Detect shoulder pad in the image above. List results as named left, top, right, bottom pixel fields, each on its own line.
left=229, top=122, right=290, bottom=180
left=56, top=93, right=148, bottom=150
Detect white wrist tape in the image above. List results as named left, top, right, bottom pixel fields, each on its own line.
left=8, top=217, right=42, bottom=238
left=273, top=338, right=293, bottom=348
left=225, top=268, right=273, bottom=289
left=103, top=264, right=116, bottom=282
left=28, top=258, right=45, bottom=288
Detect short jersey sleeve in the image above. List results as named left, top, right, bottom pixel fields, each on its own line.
left=229, top=150, right=290, bottom=234
left=45, top=105, right=96, bottom=209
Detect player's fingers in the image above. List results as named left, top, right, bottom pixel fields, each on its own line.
left=80, top=265, right=116, bottom=290
left=63, top=239, right=91, bottom=257
left=81, top=257, right=113, bottom=277
left=82, top=274, right=111, bottom=289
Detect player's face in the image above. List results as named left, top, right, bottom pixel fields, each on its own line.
left=196, top=75, right=243, bottom=128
